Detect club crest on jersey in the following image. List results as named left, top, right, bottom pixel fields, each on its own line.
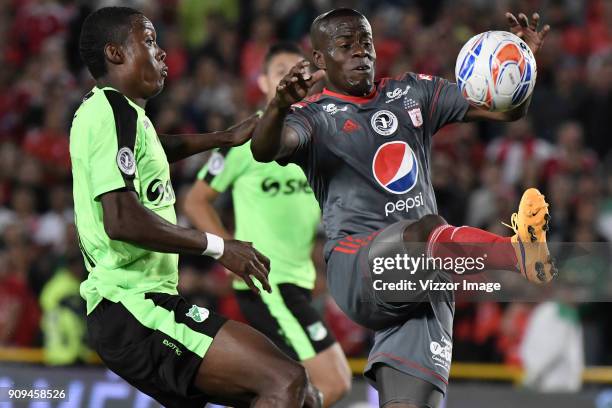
left=370, top=110, right=398, bottom=136
left=207, top=152, right=225, bottom=176
left=116, top=147, right=136, bottom=176
left=372, top=141, right=419, bottom=194
left=186, top=305, right=210, bottom=323
left=408, top=108, right=423, bottom=127
left=323, top=103, right=348, bottom=115
left=307, top=322, right=328, bottom=342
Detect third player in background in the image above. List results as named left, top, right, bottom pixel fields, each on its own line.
left=185, top=42, right=351, bottom=407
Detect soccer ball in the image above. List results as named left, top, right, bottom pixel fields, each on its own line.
left=455, top=30, right=537, bottom=112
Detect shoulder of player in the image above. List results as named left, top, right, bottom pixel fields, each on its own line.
left=209, top=143, right=253, bottom=169
left=290, top=92, right=326, bottom=113
left=387, top=72, right=444, bottom=86
left=74, top=88, right=142, bottom=130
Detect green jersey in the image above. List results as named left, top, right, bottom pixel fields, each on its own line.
left=198, top=141, right=320, bottom=289
left=70, top=87, right=178, bottom=314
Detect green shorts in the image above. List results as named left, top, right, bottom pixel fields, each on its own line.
left=235, top=283, right=336, bottom=361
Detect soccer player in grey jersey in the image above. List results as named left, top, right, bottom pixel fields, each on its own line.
left=252, top=8, right=554, bottom=408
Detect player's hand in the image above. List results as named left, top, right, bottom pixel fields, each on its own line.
left=273, top=60, right=326, bottom=109
left=225, top=113, right=260, bottom=147
left=218, top=240, right=271, bottom=294
left=506, top=12, right=550, bottom=55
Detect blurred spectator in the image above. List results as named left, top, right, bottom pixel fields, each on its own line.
left=178, top=0, right=238, bottom=49
left=34, top=186, right=73, bottom=254
left=520, top=301, right=584, bottom=392
left=432, top=151, right=467, bottom=225
left=543, top=121, right=598, bottom=184
left=40, top=250, right=90, bottom=365
left=0, top=250, right=40, bottom=347
left=486, top=118, right=554, bottom=188
left=241, top=14, right=277, bottom=105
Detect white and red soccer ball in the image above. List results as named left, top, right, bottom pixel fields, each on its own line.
left=455, top=30, right=537, bottom=112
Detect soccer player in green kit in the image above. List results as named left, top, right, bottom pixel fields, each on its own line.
left=185, top=43, right=351, bottom=407
left=71, top=7, right=321, bottom=408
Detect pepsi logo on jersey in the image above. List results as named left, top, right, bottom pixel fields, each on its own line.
left=372, top=141, right=425, bottom=216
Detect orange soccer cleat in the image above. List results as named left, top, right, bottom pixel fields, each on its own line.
left=503, top=188, right=557, bottom=284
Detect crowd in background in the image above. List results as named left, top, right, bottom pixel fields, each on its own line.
left=0, top=0, right=610, bottom=374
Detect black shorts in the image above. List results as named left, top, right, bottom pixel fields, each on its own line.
left=235, top=283, right=336, bottom=361
left=87, top=293, right=227, bottom=408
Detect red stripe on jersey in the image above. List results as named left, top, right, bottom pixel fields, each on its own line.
left=339, top=241, right=360, bottom=248
left=334, top=246, right=357, bottom=254
left=429, top=79, right=444, bottom=121
left=322, top=87, right=377, bottom=104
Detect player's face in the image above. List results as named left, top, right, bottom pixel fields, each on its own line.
left=123, top=16, right=168, bottom=99
left=261, top=52, right=303, bottom=102
left=318, top=16, right=376, bottom=96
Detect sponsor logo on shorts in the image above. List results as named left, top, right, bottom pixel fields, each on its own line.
left=307, top=322, right=328, bottom=342
left=430, top=336, right=452, bottom=371
left=186, top=305, right=210, bottom=323
left=162, top=339, right=182, bottom=356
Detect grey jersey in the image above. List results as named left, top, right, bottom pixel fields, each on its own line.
left=282, top=73, right=469, bottom=256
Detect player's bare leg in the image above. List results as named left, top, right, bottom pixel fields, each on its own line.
left=193, top=320, right=322, bottom=408
left=302, top=343, right=352, bottom=407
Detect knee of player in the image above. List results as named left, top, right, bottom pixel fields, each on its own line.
left=406, top=214, right=447, bottom=242
left=268, top=362, right=308, bottom=394
left=287, top=364, right=309, bottom=391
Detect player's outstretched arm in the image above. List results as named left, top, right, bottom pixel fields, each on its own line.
left=465, top=12, right=550, bottom=123
left=158, top=113, right=259, bottom=163
left=100, top=190, right=270, bottom=293
left=251, top=60, right=325, bottom=162
left=184, top=180, right=232, bottom=239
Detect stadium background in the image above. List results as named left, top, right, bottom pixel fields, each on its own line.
left=0, top=0, right=610, bottom=406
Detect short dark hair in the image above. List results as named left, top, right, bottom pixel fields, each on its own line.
left=310, top=8, right=366, bottom=48
left=262, top=42, right=303, bottom=73
left=79, top=7, right=142, bottom=79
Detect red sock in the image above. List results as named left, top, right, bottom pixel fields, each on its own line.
left=426, top=225, right=518, bottom=272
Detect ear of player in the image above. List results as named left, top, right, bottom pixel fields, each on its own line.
left=276, top=61, right=325, bottom=107
left=504, top=188, right=557, bottom=284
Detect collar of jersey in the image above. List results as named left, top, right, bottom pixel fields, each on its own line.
left=322, top=86, right=378, bottom=104
left=94, top=86, right=145, bottom=113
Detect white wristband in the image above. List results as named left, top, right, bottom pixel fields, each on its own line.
left=203, top=233, right=224, bottom=259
